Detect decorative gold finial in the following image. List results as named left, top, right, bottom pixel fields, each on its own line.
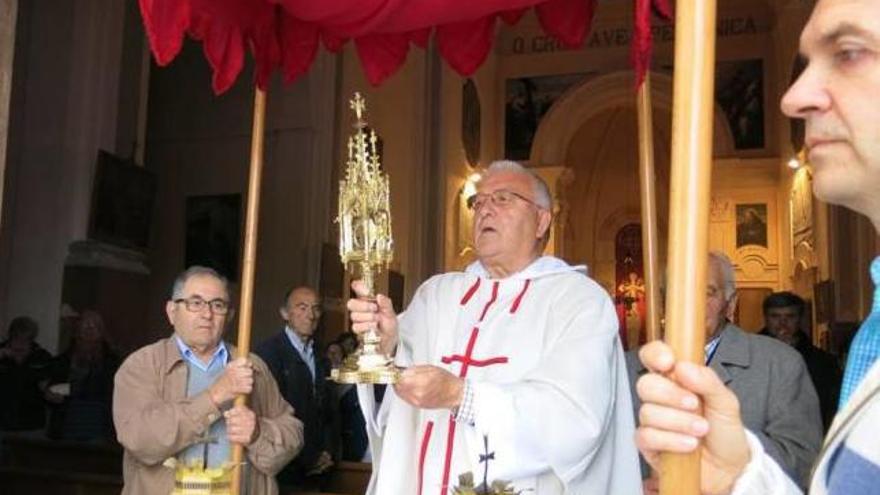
left=350, top=92, right=367, bottom=124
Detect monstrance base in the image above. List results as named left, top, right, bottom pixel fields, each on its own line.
left=330, top=361, right=400, bottom=384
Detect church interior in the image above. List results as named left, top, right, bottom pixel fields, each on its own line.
left=0, top=0, right=879, bottom=491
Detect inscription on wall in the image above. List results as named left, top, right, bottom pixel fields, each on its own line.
left=504, top=16, right=765, bottom=55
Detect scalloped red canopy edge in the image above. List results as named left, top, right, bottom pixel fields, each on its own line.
left=139, top=0, right=670, bottom=95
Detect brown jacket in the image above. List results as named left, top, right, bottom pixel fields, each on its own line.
left=113, top=337, right=303, bottom=494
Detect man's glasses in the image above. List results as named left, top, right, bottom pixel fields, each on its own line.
left=174, top=297, right=231, bottom=315
left=466, top=189, right=543, bottom=213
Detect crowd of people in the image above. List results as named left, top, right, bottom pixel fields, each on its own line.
left=2, top=2, right=878, bottom=493
left=0, top=265, right=855, bottom=494
left=0, top=290, right=383, bottom=492
left=0, top=154, right=864, bottom=494
left=0, top=311, right=120, bottom=442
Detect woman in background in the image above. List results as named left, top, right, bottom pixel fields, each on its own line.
left=44, top=310, right=120, bottom=442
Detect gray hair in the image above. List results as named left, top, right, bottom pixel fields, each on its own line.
left=708, top=252, right=737, bottom=300
left=170, top=266, right=230, bottom=300
left=484, top=160, right=552, bottom=210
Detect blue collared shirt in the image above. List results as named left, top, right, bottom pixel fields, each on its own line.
left=705, top=334, right=722, bottom=365
left=174, top=335, right=229, bottom=372
left=174, top=335, right=230, bottom=469
left=284, top=326, right=315, bottom=382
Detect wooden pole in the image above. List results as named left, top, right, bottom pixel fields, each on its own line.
left=661, top=0, right=717, bottom=493
left=637, top=73, right=662, bottom=343
left=230, top=87, right=267, bottom=495
left=0, top=0, right=18, bottom=230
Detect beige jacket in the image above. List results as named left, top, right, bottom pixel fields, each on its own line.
left=113, top=337, right=303, bottom=495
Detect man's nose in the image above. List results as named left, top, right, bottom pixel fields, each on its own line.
left=780, top=64, right=830, bottom=119
left=477, top=200, right=499, bottom=220
left=197, top=304, right=218, bottom=318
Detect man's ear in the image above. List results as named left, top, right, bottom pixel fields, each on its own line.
left=725, top=293, right=739, bottom=321
left=536, top=209, right=552, bottom=239
left=165, top=300, right=176, bottom=327
left=279, top=307, right=288, bottom=322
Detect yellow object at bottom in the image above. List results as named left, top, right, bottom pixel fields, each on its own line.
left=171, top=463, right=233, bottom=495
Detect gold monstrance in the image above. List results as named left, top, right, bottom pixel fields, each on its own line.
left=331, top=92, right=399, bottom=384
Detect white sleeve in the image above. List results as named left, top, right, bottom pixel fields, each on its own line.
left=355, top=279, right=432, bottom=462
left=731, top=430, right=804, bottom=495
left=468, top=285, right=622, bottom=483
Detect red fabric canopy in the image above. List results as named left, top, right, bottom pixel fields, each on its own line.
left=139, top=0, right=668, bottom=94
left=632, top=0, right=673, bottom=87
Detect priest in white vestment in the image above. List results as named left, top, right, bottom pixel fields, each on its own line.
left=348, top=160, right=641, bottom=495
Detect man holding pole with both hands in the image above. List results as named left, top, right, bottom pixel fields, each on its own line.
left=113, top=267, right=303, bottom=495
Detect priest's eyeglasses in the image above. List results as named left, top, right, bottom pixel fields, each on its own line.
left=467, top=189, right=542, bottom=213
left=174, top=297, right=231, bottom=315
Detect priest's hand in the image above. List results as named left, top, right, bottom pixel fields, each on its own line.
left=348, top=280, right=398, bottom=356
left=395, top=365, right=464, bottom=409
left=225, top=404, right=259, bottom=445
left=635, top=341, right=751, bottom=495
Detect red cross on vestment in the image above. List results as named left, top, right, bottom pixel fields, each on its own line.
left=441, top=327, right=509, bottom=377
left=420, top=279, right=532, bottom=495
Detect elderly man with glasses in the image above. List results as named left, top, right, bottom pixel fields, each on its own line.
left=112, top=266, right=303, bottom=495
left=347, top=160, right=641, bottom=494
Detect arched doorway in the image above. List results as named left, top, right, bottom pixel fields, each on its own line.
left=614, top=223, right=647, bottom=350
left=529, top=71, right=734, bottom=296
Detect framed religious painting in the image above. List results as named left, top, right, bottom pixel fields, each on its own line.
left=655, top=58, right=766, bottom=154
left=715, top=59, right=766, bottom=152
left=735, top=203, right=768, bottom=249
left=504, top=73, right=593, bottom=160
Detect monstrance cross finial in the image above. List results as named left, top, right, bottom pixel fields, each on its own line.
left=350, top=92, right=366, bottom=122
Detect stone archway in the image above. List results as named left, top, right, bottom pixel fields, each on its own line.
left=529, top=71, right=735, bottom=291
left=530, top=71, right=735, bottom=167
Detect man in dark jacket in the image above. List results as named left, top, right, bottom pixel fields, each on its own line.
left=256, top=286, right=333, bottom=489
left=760, top=291, right=842, bottom=430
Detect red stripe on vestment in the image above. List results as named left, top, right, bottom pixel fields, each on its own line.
left=418, top=421, right=434, bottom=495
left=478, top=281, right=499, bottom=322
left=437, top=280, right=507, bottom=494
left=509, top=279, right=532, bottom=314
left=440, top=416, right=457, bottom=495
left=459, top=277, right=481, bottom=306
left=442, top=355, right=509, bottom=367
